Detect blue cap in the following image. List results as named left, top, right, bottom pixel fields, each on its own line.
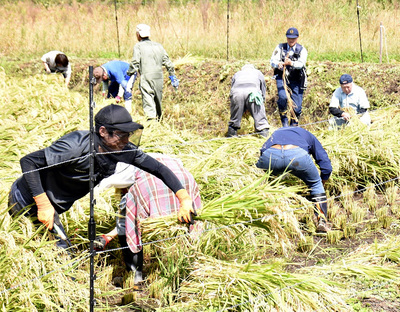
left=339, top=74, right=353, bottom=84
left=286, top=27, right=299, bottom=38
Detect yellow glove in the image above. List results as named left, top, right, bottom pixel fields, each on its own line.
left=176, top=189, right=197, bottom=225
left=33, top=193, right=55, bottom=230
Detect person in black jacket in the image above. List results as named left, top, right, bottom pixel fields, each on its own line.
left=8, top=104, right=196, bottom=249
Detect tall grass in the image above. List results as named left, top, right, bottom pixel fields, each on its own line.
left=1, top=0, right=400, bottom=62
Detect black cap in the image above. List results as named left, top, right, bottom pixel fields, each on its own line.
left=95, top=104, right=143, bottom=133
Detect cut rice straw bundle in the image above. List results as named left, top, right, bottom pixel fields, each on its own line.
left=173, top=255, right=346, bottom=311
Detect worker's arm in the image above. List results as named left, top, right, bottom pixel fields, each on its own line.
left=20, top=150, right=55, bottom=229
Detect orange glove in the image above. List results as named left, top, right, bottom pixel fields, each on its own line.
left=176, top=189, right=197, bottom=225
left=33, top=193, right=55, bottom=230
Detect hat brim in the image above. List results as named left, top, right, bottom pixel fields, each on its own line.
left=111, top=121, right=144, bottom=133
left=286, top=35, right=298, bottom=38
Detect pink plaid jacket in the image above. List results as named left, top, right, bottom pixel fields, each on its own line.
left=125, top=154, right=201, bottom=253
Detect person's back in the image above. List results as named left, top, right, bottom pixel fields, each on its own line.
left=135, top=40, right=168, bottom=76
left=231, top=66, right=265, bottom=96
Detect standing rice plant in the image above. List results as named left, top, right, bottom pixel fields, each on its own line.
left=363, top=184, right=378, bottom=212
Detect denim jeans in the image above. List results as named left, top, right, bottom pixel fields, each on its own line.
left=276, top=78, right=303, bottom=117
left=256, top=147, right=325, bottom=195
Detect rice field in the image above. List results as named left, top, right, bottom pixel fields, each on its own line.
left=1, top=1, right=400, bottom=311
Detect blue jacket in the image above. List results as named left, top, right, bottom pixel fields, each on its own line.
left=260, top=127, right=332, bottom=180
left=102, top=60, right=130, bottom=89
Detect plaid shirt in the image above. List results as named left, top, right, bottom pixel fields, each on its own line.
left=125, top=154, right=201, bottom=253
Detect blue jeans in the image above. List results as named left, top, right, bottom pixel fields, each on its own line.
left=108, top=81, right=132, bottom=101
left=256, top=147, right=325, bottom=195
left=276, top=78, right=303, bottom=117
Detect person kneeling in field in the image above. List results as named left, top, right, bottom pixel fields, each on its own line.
left=256, top=127, right=332, bottom=233
left=94, top=154, right=202, bottom=285
left=329, top=74, right=371, bottom=129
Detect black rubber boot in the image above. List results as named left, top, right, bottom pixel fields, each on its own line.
left=310, top=193, right=329, bottom=233
left=118, top=235, right=144, bottom=284
left=226, top=126, right=238, bottom=137
left=280, top=115, right=289, bottom=127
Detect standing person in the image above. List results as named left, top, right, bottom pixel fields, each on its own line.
left=94, top=154, right=202, bottom=285
left=256, top=127, right=332, bottom=232
left=329, top=74, right=371, bottom=128
left=127, top=23, right=179, bottom=121
left=270, top=27, right=308, bottom=127
left=226, top=64, right=270, bottom=137
left=8, top=104, right=197, bottom=249
left=93, top=61, right=133, bottom=112
left=41, top=51, right=72, bottom=87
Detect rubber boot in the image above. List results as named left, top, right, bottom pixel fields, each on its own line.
left=290, top=119, right=299, bottom=127
left=226, top=126, right=237, bottom=137
left=118, top=235, right=144, bottom=284
left=280, top=115, right=289, bottom=127
left=124, top=100, right=132, bottom=112
left=310, top=193, right=329, bottom=233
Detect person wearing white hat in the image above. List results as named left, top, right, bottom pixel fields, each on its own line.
left=127, top=24, right=179, bottom=120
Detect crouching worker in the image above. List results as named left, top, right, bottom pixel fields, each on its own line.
left=8, top=104, right=196, bottom=250
left=94, top=154, right=202, bottom=285
left=255, top=127, right=332, bottom=232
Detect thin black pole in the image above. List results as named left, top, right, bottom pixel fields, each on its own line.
left=356, top=0, right=364, bottom=63
left=88, top=66, right=97, bottom=312
left=114, top=0, right=121, bottom=58
left=226, top=0, right=230, bottom=61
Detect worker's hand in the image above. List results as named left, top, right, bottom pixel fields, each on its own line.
left=176, top=189, right=197, bottom=225
left=284, top=58, right=293, bottom=66
left=169, top=75, right=179, bottom=89
left=341, top=112, right=351, bottom=121
left=322, top=179, right=328, bottom=186
left=115, top=95, right=121, bottom=103
left=33, top=193, right=55, bottom=230
left=94, top=235, right=113, bottom=251
left=277, top=62, right=284, bottom=70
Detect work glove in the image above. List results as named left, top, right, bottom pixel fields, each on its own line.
left=169, top=75, right=179, bottom=90
left=126, top=73, right=137, bottom=93
left=33, top=192, right=55, bottom=230
left=94, top=235, right=112, bottom=251
left=176, top=189, right=197, bottom=225
left=115, top=95, right=121, bottom=103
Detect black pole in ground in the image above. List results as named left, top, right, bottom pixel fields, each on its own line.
left=356, top=0, right=364, bottom=63
left=88, top=66, right=97, bottom=312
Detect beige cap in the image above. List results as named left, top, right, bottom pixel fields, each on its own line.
left=136, top=24, right=150, bottom=37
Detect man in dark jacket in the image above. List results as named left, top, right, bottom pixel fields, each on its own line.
left=256, top=127, right=332, bottom=232
left=8, top=104, right=196, bottom=248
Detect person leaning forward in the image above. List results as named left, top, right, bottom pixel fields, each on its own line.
left=8, top=104, right=196, bottom=249
left=256, top=127, right=332, bottom=232
left=126, top=24, right=179, bottom=121
left=270, top=27, right=308, bottom=127
left=226, top=64, right=270, bottom=138
left=93, top=153, right=202, bottom=285
left=329, top=74, right=371, bottom=129
left=41, top=51, right=72, bottom=87
left=93, top=61, right=133, bottom=112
